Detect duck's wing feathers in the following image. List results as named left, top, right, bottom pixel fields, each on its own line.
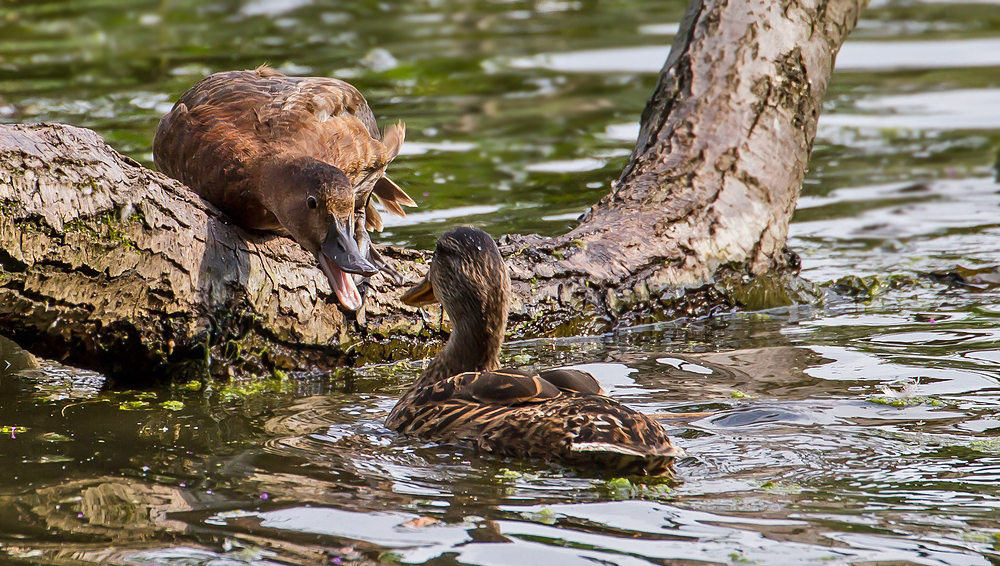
left=436, top=369, right=562, bottom=405
left=386, top=369, right=559, bottom=436
left=258, top=74, right=415, bottom=229
left=538, top=369, right=603, bottom=395
left=373, top=175, right=415, bottom=215
left=153, top=70, right=270, bottom=205
left=481, top=395, right=686, bottom=475
left=387, top=370, right=684, bottom=475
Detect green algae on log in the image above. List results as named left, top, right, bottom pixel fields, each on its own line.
left=0, top=0, right=864, bottom=384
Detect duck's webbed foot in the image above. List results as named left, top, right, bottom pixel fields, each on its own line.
left=367, top=244, right=404, bottom=286
left=353, top=208, right=405, bottom=288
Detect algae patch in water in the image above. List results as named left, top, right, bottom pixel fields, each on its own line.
left=758, top=480, right=803, bottom=495
left=0, top=425, right=28, bottom=437
left=601, top=477, right=673, bottom=500
left=867, top=395, right=945, bottom=407
left=495, top=467, right=540, bottom=481
left=968, top=438, right=1000, bottom=454
left=159, top=400, right=184, bottom=411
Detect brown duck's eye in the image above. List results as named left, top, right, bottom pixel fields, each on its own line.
left=307, top=196, right=318, bottom=209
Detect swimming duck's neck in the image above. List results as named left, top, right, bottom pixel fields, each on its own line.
left=422, top=316, right=505, bottom=384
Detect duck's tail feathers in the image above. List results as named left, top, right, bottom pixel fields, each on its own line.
left=373, top=175, right=417, bottom=219
left=570, top=442, right=685, bottom=477
left=365, top=199, right=384, bottom=232
left=570, top=442, right=686, bottom=459
left=382, top=120, right=406, bottom=160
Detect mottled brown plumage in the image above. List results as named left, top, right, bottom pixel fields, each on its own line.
left=386, top=227, right=685, bottom=477
left=152, top=65, right=414, bottom=310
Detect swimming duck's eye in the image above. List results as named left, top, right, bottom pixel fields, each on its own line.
left=307, top=196, right=318, bottom=209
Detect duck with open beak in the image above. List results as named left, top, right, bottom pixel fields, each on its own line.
left=258, top=158, right=379, bottom=311
left=318, top=214, right=378, bottom=310
left=152, top=65, right=415, bottom=311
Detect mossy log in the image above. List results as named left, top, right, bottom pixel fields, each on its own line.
left=0, top=0, right=863, bottom=384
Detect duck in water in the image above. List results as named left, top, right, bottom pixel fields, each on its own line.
left=387, top=227, right=685, bottom=476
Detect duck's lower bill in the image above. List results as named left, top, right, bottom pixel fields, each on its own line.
left=319, top=254, right=364, bottom=311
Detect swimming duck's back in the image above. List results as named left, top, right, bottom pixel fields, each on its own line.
left=387, top=368, right=685, bottom=476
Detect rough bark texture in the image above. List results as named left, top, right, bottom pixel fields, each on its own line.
left=0, top=0, right=864, bottom=384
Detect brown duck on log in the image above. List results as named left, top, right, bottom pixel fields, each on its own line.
left=153, top=65, right=413, bottom=311
left=387, top=227, right=685, bottom=477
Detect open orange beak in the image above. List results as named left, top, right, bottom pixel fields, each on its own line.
left=400, top=275, right=438, bottom=306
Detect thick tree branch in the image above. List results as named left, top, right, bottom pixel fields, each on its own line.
left=0, top=0, right=864, bottom=383
left=502, top=0, right=862, bottom=331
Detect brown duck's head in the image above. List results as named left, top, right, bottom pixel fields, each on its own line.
left=402, top=226, right=510, bottom=338
left=267, top=157, right=377, bottom=311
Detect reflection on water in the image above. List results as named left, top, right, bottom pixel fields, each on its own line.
left=509, top=38, right=1000, bottom=74
left=2, top=0, right=1000, bottom=563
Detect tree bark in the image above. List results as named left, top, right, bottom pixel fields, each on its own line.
left=0, top=0, right=863, bottom=384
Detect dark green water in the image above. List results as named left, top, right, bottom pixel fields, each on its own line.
left=3, top=0, right=1000, bottom=564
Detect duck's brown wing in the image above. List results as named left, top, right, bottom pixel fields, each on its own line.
left=372, top=175, right=416, bottom=220
left=252, top=70, right=413, bottom=225
left=387, top=369, right=683, bottom=477
left=481, top=395, right=685, bottom=476
left=386, top=369, right=559, bottom=435
left=153, top=70, right=275, bottom=226
left=538, top=369, right=603, bottom=395
left=439, top=368, right=600, bottom=404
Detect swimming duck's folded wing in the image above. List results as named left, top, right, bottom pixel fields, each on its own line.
left=537, top=369, right=603, bottom=395
left=438, top=369, right=562, bottom=405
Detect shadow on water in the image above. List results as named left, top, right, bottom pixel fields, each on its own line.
left=3, top=0, right=1000, bottom=563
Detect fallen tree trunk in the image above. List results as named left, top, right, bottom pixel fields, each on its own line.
left=0, top=0, right=863, bottom=384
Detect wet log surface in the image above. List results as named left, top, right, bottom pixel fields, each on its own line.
left=0, top=0, right=863, bottom=384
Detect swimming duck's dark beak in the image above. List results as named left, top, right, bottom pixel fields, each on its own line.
left=321, top=217, right=378, bottom=277
left=400, top=274, right=438, bottom=306
left=318, top=217, right=378, bottom=311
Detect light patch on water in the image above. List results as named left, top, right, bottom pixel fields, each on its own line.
left=602, top=122, right=640, bottom=142
left=379, top=205, right=501, bottom=228
left=796, top=180, right=936, bottom=210
left=638, top=23, right=680, bottom=35
left=525, top=157, right=606, bottom=173
left=656, top=357, right=714, bottom=375
left=252, top=507, right=471, bottom=550
left=398, top=140, right=478, bottom=156
left=503, top=37, right=1000, bottom=74
left=274, top=61, right=314, bottom=76
left=239, top=0, right=313, bottom=17
left=820, top=89, right=1000, bottom=131
left=791, top=178, right=1000, bottom=242
left=539, top=211, right=584, bottom=222
left=505, top=46, right=668, bottom=74
left=804, top=344, right=998, bottom=395
left=837, top=39, right=1000, bottom=71
left=486, top=501, right=984, bottom=565
left=559, top=363, right=644, bottom=397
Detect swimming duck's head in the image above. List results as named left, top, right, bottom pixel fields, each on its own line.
left=401, top=226, right=510, bottom=334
